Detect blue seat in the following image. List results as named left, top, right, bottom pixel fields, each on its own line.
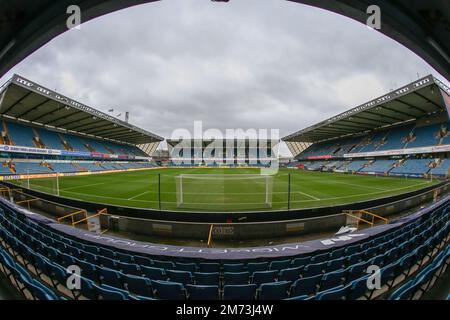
left=123, top=274, right=153, bottom=298
left=345, top=245, right=360, bottom=256
left=311, top=252, right=329, bottom=264
left=316, top=285, right=347, bottom=300
left=134, top=255, right=153, bottom=266
left=252, top=270, right=278, bottom=285
left=344, top=261, right=368, bottom=283
left=29, top=280, right=58, bottom=300
left=198, top=263, right=220, bottom=273
left=116, top=252, right=133, bottom=263
left=347, top=276, right=369, bottom=300
left=82, top=251, right=98, bottom=264
left=389, top=280, right=418, bottom=300
left=60, top=253, right=76, bottom=267
left=320, top=270, right=343, bottom=291
left=292, top=256, right=311, bottom=267
left=326, top=258, right=345, bottom=273
left=269, top=259, right=291, bottom=271
left=99, top=268, right=123, bottom=289
left=186, top=285, right=219, bottom=300
left=223, top=263, right=245, bottom=273
left=78, top=260, right=98, bottom=282
left=247, top=262, right=269, bottom=274
left=153, top=260, right=176, bottom=270
left=117, top=262, right=141, bottom=276
left=175, top=262, right=197, bottom=273
left=329, top=248, right=346, bottom=260
left=194, top=272, right=220, bottom=286
left=223, top=284, right=257, bottom=300
left=47, top=262, right=70, bottom=291
left=99, top=247, right=116, bottom=259
left=151, top=280, right=185, bottom=300
left=224, top=272, right=250, bottom=285
left=166, top=270, right=193, bottom=285
left=284, top=294, right=310, bottom=300
left=259, top=281, right=291, bottom=300
left=93, top=283, right=129, bottom=300
left=98, top=256, right=117, bottom=269
left=278, top=267, right=302, bottom=282
left=84, top=245, right=99, bottom=255
left=291, top=274, right=322, bottom=297
left=76, top=277, right=98, bottom=300
left=302, top=262, right=326, bottom=277
left=140, top=266, right=166, bottom=280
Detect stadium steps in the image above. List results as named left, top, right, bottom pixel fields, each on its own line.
left=31, top=128, right=46, bottom=149
left=1, top=120, right=13, bottom=146
left=58, top=134, right=74, bottom=151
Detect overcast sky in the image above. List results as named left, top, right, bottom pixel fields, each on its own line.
left=0, top=0, right=448, bottom=156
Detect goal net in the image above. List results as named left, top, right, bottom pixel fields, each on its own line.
left=175, top=174, right=274, bottom=211
left=14, top=170, right=60, bottom=196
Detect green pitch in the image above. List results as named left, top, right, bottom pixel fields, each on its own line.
left=10, top=168, right=438, bottom=212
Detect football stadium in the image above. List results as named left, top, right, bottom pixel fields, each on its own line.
left=0, top=0, right=449, bottom=305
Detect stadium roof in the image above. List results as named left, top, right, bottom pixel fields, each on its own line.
left=0, top=1, right=449, bottom=81
left=283, top=75, right=450, bottom=143
left=0, top=74, right=163, bottom=145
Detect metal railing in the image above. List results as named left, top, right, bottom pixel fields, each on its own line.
left=343, top=209, right=389, bottom=228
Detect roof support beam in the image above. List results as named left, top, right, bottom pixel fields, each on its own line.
left=364, top=110, right=404, bottom=122
left=55, top=114, right=94, bottom=127
left=83, top=126, right=127, bottom=136
left=67, top=121, right=112, bottom=132
left=15, top=98, right=51, bottom=119
left=32, top=110, right=77, bottom=124
left=395, top=99, right=428, bottom=114
left=1, top=91, right=33, bottom=114
left=413, top=91, right=442, bottom=109
left=351, top=115, right=392, bottom=125
left=378, top=106, right=415, bottom=119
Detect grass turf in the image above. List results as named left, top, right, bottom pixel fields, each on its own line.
left=11, top=168, right=438, bottom=212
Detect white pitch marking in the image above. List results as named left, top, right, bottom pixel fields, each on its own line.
left=128, top=190, right=152, bottom=200
left=297, top=190, right=321, bottom=200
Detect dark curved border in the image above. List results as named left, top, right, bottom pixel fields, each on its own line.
left=1, top=1, right=448, bottom=80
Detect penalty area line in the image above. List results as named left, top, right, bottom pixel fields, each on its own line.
left=127, top=190, right=152, bottom=200
left=297, top=190, right=320, bottom=200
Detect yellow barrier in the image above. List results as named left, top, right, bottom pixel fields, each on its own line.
left=72, top=208, right=109, bottom=234
left=343, top=209, right=389, bottom=228
left=0, top=187, right=10, bottom=198
left=57, top=210, right=88, bottom=226
left=207, top=224, right=214, bottom=248
left=15, top=197, right=39, bottom=210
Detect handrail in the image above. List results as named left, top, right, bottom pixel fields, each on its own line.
left=343, top=209, right=389, bottom=228
left=207, top=224, right=214, bottom=247
left=359, top=209, right=389, bottom=224
left=345, top=213, right=373, bottom=227
left=72, top=208, right=108, bottom=226
left=57, top=210, right=87, bottom=225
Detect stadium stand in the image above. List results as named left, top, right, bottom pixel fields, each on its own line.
left=0, top=192, right=448, bottom=300
left=284, top=76, right=450, bottom=178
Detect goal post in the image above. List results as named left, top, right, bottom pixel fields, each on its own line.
left=20, top=170, right=60, bottom=196
left=175, top=174, right=274, bottom=211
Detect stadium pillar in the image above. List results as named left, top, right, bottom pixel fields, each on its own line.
left=288, top=173, right=291, bottom=210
